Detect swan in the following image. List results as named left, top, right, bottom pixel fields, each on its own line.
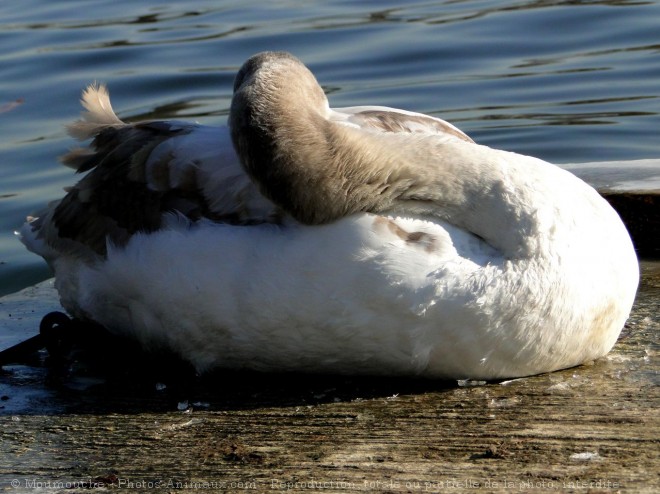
left=18, top=51, right=639, bottom=379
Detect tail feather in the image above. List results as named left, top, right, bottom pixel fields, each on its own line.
left=61, top=83, right=126, bottom=169
left=65, top=83, right=124, bottom=141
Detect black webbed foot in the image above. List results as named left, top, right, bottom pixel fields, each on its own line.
left=0, top=311, right=81, bottom=369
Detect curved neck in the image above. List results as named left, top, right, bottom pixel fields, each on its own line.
left=232, top=93, right=555, bottom=259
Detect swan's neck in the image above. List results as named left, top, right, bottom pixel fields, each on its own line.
left=231, top=92, right=571, bottom=259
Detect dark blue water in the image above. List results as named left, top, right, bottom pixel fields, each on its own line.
left=1, top=0, right=659, bottom=296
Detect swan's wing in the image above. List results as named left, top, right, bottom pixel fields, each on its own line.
left=26, top=84, right=279, bottom=258
left=329, top=105, right=474, bottom=143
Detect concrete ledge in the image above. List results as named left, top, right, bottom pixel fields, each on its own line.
left=562, top=159, right=659, bottom=257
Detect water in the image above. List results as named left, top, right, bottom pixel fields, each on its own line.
left=1, top=0, right=659, bottom=296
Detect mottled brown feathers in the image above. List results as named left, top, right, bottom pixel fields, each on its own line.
left=372, top=216, right=439, bottom=253
left=53, top=123, right=203, bottom=255
left=352, top=110, right=474, bottom=143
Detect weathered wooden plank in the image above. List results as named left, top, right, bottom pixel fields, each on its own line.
left=0, top=262, right=658, bottom=493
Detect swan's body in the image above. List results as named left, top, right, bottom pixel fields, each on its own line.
left=18, top=52, right=638, bottom=379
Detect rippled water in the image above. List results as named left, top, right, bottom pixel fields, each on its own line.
left=1, top=0, right=659, bottom=296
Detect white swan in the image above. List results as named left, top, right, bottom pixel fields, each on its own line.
left=18, top=52, right=639, bottom=379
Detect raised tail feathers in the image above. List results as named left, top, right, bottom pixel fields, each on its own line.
left=60, top=83, right=126, bottom=171
left=66, top=83, right=124, bottom=140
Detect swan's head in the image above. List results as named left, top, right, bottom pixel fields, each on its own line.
left=230, top=52, right=337, bottom=223
left=231, top=52, right=328, bottom=124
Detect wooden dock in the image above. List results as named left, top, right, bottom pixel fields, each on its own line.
left=0, top=160, right=658, bottom=493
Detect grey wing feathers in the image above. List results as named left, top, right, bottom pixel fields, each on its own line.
left=342, top=108, right=474, bottom=143
left=52, top=122, right=202, bottom=256
left=34, top=84, right=220, bottom=257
